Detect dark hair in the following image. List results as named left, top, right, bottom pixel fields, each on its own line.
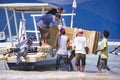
left=58, top=6, right=64, bottom=11
left=103, top=30, right=110, bottom=38
left=55, top=13, right=61, bottom=19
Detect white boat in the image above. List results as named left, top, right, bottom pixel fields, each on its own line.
left=0, top=3, right=60, bottom=70
left=0, top=31, right=6, bottom=42
left=0, top=3, right=99, bottom=70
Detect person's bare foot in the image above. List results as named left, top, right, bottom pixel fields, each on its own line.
left=98, top=70, right=102, bottom=73
left=43, top=53, right=48, bottom=58
left=42, top=43, right=46, bottom=47
left=44, top=43, right=50, bottom=47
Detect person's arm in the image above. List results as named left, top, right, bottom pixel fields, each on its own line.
left=67, top=38, right=71, bottom=50
left=85, top=47, right=89, bottom=54
left=49, top=22, right=59, bottom=30
left=84, top=38, right=89, bottom=54
left=95, top=39, right=107, bottom=53
left=49, top=15, right=56, bottom=28
left=49, top=15, right=57, bottom=28
left=73, top=38, right=76, bottom=50
left=95, top=47, right=107, bottom=53
left=54, top=36, right=58, bottom=48
left=49, top=22, right=55, bottom=27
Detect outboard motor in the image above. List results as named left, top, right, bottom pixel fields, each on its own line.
left=16, top=38, right=33, bottom=64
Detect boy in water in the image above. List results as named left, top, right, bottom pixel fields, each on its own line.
left=56, top=28, right=69, bottom=70
left=74, top=30, right=88, bottom=72
left=95, top=30, right=111, bottom=73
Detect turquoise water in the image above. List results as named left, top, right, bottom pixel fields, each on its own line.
left=70, top=45, right=120, bottom=74
left=0, top=45, right=120, bottom=80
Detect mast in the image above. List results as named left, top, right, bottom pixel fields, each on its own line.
left=70, top=0, right=77, bottom=28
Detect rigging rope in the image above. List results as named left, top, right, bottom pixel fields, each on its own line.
left=2, top=14, right=14, bottom=32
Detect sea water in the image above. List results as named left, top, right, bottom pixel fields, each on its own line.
left=0, top=45, right=120, bottom=80
left=70, top=45, right=120, bottom=72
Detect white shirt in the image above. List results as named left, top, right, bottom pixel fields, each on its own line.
left=56, top=35, right=68, bottom=55
left=74, top=35, right=87, bottom=54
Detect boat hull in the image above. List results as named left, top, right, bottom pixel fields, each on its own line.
left=7, top=59, right=65, bottom=71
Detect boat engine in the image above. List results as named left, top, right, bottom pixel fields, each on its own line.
left=16, top=38, right=33, bottom=64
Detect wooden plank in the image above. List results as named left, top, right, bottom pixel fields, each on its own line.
left=93, top=32, right=100, bottom=54
left=47, top=27, right=59, bottom=47
left=64, top=27, right=100, bottom=54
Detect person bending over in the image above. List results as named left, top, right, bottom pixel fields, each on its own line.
left=37, top=13, right=61, bottom=46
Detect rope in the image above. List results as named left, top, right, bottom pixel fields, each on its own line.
left=2, top=14, right=14, bottom=32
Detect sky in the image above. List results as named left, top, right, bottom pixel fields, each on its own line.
left=0, top=0, right=120, bottom=40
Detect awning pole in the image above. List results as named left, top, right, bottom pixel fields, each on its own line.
left=13, top=10, right=19, bottom=44
left=71, top=0, right=77, bottom=28
left=21, top=11, right=27, bottom=39
left=42, top=7, right=45, bottom=15
left=5, top=8, right=13, bottom=47
left=70, top=9, right=74, bottom=28
left=32, top=16, right=39, bottom=41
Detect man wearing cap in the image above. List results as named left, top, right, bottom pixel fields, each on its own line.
left=36, top=13, right=61, bottom=46
left=56, top=28, right=70, bottom=70
left=74, top=30, right=88, bottom=72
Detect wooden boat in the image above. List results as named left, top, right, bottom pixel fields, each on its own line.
left=0, top=3, right=99, bottom=70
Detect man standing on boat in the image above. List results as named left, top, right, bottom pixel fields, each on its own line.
left=36, top=6, right=64, bottom=46
left=37, top=13, right=61, bottom=46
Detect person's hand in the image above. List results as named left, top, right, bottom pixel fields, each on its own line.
left=85, top=47, right=89, bottom=54
left=53, top=44, right=56, bottom=48
left=95, top=50, right=100, bottom=54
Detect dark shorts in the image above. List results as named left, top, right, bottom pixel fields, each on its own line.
left=97, top=55, right=108, bottom=69
left=39, top=28, right=50, bottom=40
left=75, top=53, right=86, bottom=66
